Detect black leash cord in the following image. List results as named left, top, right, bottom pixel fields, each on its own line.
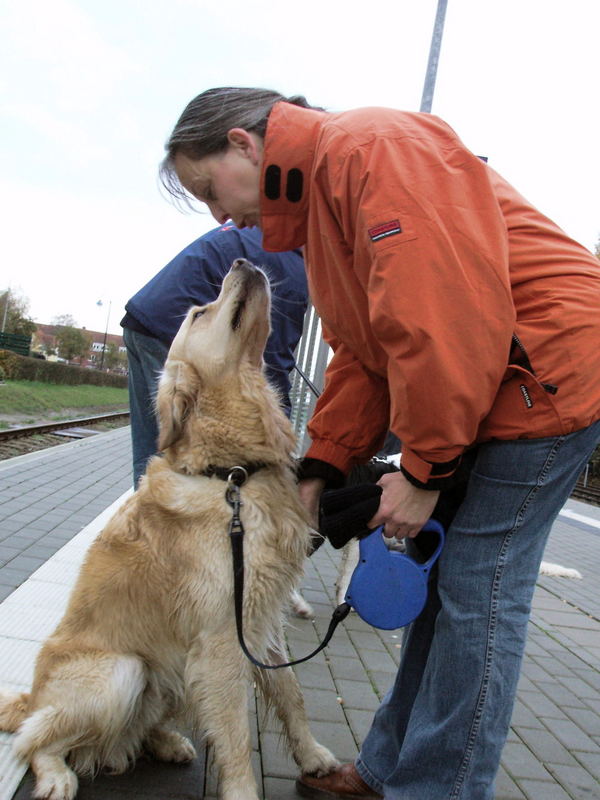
left=227, top=481, right=350, bottom=670
left=293, top=363, right=321, bottom=399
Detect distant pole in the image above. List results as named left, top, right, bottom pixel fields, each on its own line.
left=1, top=289, right=9, bottom=333
left=420, top=0, right=448, bottom=113
left=99, top=300, right=111, bottom=371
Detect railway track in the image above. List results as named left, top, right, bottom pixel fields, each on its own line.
left=570, top=481, right=600, bottom=506
left=0, top=412, right=130, bottom=460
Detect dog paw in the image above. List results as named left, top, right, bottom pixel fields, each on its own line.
left=299, top=742, right=339, bottom=777
left=289, top=590, right=314, bottom=619
left=170, top=734, right=197, bottom=763
left=220, top=788, right=260, bottom=800
left=147, top=730, right=197, bottom=763
left=32, top=770, right=78, bottom=800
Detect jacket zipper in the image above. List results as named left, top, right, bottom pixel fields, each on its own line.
left=511, top=334, right=558, bottom=395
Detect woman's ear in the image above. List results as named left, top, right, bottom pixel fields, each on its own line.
left=227, top=128, right=263, bottom=165
left=156, top=360, right=199, bottom=451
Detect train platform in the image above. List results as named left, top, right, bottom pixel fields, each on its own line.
left=0, top=427, right=599, bottom=799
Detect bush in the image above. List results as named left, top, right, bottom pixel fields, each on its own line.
left=0, top=349, right=127, bottom=388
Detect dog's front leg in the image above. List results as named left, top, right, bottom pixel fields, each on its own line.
left=186, top=632, right=259, bottom=800
left=254, top=633, right=338, bottom=778
left=335, top=539, right=360, bottom=605
left=30, top=750, right=78, bottom=800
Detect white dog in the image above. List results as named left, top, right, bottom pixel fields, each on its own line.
left=0, top=259, right=337, bottom=800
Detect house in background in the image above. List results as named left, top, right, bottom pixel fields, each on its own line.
left=32, top=323, right=126, bottom=371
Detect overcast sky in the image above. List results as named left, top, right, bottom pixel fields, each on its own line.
left=1, top=0, right=599, bottom=335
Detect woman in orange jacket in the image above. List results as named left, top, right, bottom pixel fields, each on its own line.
left=161, top=87, right=600, bottom=800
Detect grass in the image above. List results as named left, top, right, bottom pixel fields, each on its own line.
left=0, top=380, right=129, bottom=423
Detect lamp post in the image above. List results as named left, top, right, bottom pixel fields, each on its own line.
left=97, top=299, right=112, bottom=371
left=1, top=289, right=10, bottom=334
left=420, top=0, right=448, bottom=113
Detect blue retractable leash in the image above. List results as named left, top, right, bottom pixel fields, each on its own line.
left=227, top=470, right=445, bottom=669
left=345, top=519, right=445, bottom=630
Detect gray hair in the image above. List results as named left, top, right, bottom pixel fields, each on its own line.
left=160, top=87, right=320, bottom=207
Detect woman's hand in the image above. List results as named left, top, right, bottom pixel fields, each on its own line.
left=367, top=471, right=439, bottom=539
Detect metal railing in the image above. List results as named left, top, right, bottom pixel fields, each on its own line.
left=290, top=302, right=329, bottom=456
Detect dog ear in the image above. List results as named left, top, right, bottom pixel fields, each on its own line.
left=156, top=360, right=199, bottom=451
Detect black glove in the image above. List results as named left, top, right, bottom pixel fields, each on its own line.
left=319, top=483, right=382, bottom=549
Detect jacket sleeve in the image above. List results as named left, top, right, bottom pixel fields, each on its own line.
left=309, top=124, right=517, bottom=488
left=305, top=327, right=390, bottom=474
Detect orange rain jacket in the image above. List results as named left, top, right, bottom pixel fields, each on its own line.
left=260, top=102, right=600, bottom=488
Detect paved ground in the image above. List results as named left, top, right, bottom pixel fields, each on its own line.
left=0, top=427, right=599, bottom=799
left=0, top=427, right=132, bottom=604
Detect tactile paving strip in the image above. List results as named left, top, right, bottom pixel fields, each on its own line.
left=0, top=490, right=132, bottom=800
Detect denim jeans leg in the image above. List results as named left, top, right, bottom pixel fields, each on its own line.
left=357, top=419, right=600, bottom=800
left=123, top=328, right=170, bottom=487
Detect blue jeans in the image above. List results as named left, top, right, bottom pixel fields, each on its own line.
left=123, top=327, right=170, bottom=487
left=357, top=419, right=600, bottom=800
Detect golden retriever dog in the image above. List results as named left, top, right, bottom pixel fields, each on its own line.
left=0, top=259, right=337, bottom=800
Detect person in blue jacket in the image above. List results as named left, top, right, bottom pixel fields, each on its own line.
left=121, top=224, right=307, bottom=486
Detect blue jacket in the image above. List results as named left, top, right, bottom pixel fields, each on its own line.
left=123, top=225, right=307, bottom=409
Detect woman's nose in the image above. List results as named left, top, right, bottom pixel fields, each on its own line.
left=207, top=201, right=228, bottom=225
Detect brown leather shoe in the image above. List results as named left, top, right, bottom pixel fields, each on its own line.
left=296, top=762, right=382, bottom=799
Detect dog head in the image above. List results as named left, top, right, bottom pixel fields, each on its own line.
left=169, top=258, right=271, bottom=377
left=156, top=258, right=293, bottom=462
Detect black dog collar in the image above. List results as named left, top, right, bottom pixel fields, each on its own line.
left=202, top=462, right=268, bottom=484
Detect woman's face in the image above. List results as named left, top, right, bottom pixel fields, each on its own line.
left=174, top=129, right=263, bottom=229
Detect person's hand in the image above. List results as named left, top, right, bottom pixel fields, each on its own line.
left=367, top=471, right=439, bottom=539
left=298, top=477, right=326, bottom=529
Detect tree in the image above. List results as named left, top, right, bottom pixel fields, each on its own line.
left=52, top=313, right=78, bottom=328
left=55, top=327, right=91, bottom=362
left=0, top=289, right=36, bottom=337
left=594, top=234, right=600, bottom=259
left=103, top=342, right=127, bottom=371
left=51, top=315, right=91, bottom=362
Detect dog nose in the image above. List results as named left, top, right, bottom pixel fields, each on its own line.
left=232, top=258, right=254, bottom=271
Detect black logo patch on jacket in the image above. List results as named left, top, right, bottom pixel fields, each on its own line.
left=368, top=219, right=402, bottom=242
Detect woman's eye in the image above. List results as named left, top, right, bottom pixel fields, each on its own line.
left=193, top=309, right=205, bottom=320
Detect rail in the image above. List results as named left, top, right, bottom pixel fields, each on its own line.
left=571, top=481, right=600, bottom=506
left=0, top=411, right=130, bottom=442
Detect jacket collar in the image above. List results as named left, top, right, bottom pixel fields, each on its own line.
left=259, top=102, right=325, bottom=252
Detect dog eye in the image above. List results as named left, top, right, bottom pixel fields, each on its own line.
left=193, top=309, right=205, bottom=320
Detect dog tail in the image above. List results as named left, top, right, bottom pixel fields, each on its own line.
left=539, top=561, right=582, bottom=579
left=0, top=689, right=30, bottom=732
